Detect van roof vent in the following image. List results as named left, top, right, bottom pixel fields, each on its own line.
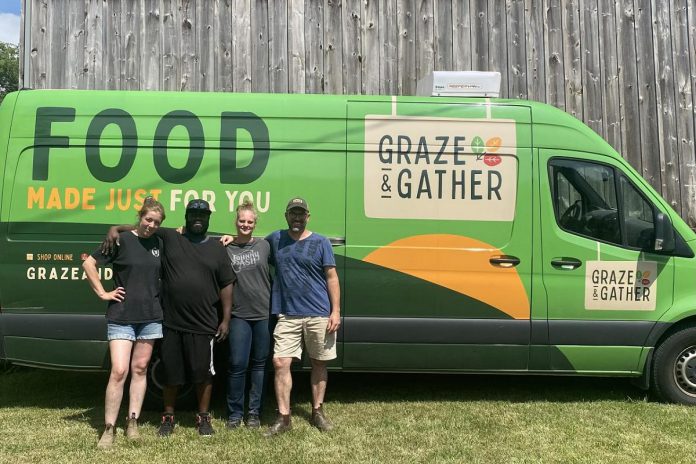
left=416, top=71, right=501, bottom=97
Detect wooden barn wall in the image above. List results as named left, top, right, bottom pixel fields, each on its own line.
left=19, top=0, right=696, bottom=226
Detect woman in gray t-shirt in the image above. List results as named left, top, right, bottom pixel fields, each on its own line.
left=224, top=200, right=272, bottom=429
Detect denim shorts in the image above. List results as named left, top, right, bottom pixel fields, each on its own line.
left=107, top=321, right=163, bottom=341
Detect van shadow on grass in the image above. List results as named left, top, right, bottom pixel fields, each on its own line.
left=319, top=372, right=650, bottom=404
left=0, top=366, right=651, bottom=428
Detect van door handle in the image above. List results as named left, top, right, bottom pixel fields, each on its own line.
left=551, top=258, right=582, bottom=270
left=329, top=237, right=346, bottom=246
left=489, top=255, right=520, bottom=267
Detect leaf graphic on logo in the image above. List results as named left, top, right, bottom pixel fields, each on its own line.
left=486, top=137, right=502, bottom=153
left=471, top=136, right=485, bottom=154
left=642, top=271, right=650, bottom=279
left=636, top=270, right=643, bottom=279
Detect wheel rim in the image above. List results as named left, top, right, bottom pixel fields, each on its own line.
left=673, top=345, right=696, bottom=397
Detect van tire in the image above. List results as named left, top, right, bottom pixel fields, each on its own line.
left=651, top=325, right=696, bottom=405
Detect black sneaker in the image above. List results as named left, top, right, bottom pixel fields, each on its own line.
left=226, top=418, right=242, bottom=430
left=196, top=412, right=215, bottom=436
left=246, top=414, right=261, bottom=429
left=158, top=413, right=175, bottom=437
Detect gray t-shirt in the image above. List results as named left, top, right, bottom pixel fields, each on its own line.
left=226, top=238, right=271, bottom=321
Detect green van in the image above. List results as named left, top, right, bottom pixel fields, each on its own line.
left=1, top=81, right=695, bottom=404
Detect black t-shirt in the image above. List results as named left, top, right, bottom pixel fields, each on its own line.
left=156, top=228, right=236, bottom=335
left=92, top=231, right=163, bottom=324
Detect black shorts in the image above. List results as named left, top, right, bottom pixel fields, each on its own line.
left=160, top=328, right=215, bottom=386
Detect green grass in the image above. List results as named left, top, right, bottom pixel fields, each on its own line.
left=1, top=367, right=695, bottom=463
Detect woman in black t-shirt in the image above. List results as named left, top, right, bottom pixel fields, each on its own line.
left=83, top=197, right=166, bottom=448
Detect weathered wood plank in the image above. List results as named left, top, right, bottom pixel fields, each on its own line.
left=671, top=0, right=695, bottom=223
left=122, top=0, right=141, bottom=90
left=452, top=0, right=472, bottom=71
left=524, top=0, right=545, bottom=101
left=161, top=0, right=180, bottom=91
left=561, top=0, right=581, bottom=119
left=544, top=0, right=565, bottom=109
left=342, top=0, right=361, bottom=94
left=471, top=0, right=488, bottom=72
left=251, top=0, right=269, bottom=92
left=215, top=0, right=232, bottom=92
left=233, top=0, right=252, bottom=92
left=304, top=0, right=323, bottom=93
left=681, top=0, right=696, bottom=225
left=598, top=0, right=621, bottom=151
left=84, top=0, right=102, bottom=90
left=362, top=0, right=381, bottom=94
left=66, top=0, right=86, bottom=89
left=180, top=0, right=196, bottom=91
left=323, top=0, right=343, bottom=94
left=415, top=0, right=434, bottom=83
left=489, top=0, right=507, bottom=93
left=104, top=0, right=123, bottom=90
left=634, top=0, right=661, bottom=189
left=397, top=0, right=416, bottom=94
left=268, top=0, right=288, bottom=92
left=433, top=0, right=452, bottom=71
left=616, top=0, right=640, bottom=170
left=29, top=0, right=49, bottom=89
left=579, top=0, right=602, bottom=134
left=287, top=0, right=305, bottom=93
left=506, top=0, right=526, bottom=98
left=141, top=0, right=161, bottom=91
left=19, top=0, right=25, bottom=88
left=380, top=0, right=398, bottom=94
left=197, top=0, right=215, bottom=91
left=651, top=0, right=680, bottom=209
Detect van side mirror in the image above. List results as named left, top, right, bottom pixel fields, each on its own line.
left=654, top=213, right=675, bottom=253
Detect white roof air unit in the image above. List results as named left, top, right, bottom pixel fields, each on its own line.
left=416, top=71, right=501, bottom=97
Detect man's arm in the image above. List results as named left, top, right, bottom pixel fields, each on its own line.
left=216, top=283, right=233, bottom=342
left=100, top=225, right=134, bottom=255
left=324, top=266, right=341, bottom=333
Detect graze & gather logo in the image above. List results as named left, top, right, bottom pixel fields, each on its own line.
left=363, top=115, right=517, bottom=221
left=584, top=261, right=657, bottom=310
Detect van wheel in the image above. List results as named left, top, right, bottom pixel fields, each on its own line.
left=144, top=352, right=195, bottom=410
left=652, top=325, right=696, bottom=405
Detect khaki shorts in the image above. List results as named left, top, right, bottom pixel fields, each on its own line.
left=273, top=314, right=337, bottom=361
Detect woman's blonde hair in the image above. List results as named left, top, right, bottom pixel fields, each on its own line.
left=138, top=196, right=166, bottom=222
left=236, top=200, right=258, bottom=221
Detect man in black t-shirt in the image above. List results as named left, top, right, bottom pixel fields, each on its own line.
left=105, top=199, right=235, bottom=437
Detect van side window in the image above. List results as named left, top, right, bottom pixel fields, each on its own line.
left=620, top=175, right=656, bottom=249
left=550, top=159, right=621, bottom=245
left=549, top=159, right=657, bottom=250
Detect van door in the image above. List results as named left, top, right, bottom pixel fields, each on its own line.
left=342, top=99, right=533, bottom=371
left=539, top=149, right=674, bottom=373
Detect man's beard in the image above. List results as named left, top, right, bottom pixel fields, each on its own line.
left=186, top=218, right=209, bottom=236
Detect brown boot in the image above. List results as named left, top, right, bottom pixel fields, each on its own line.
left=263, top=414, right=292, bottom=437
left=97, top=424, right=116, bottom=449
left=311, top=405, right=334, bottom=432
left=125, top=413, right=139, bottom=440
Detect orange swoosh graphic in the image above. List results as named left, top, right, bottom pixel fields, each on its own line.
left=363, top=234, right=530, bottom=319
